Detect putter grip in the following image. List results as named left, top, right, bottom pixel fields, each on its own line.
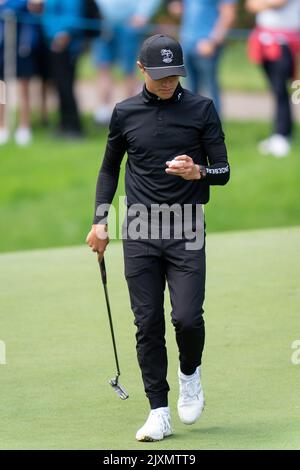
left=99, top=257, right=107, bottom=285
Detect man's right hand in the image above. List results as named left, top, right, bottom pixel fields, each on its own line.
left=168, top=1, right=183, bottom=18
left=51, top=32, right=71, bottom=53
left=86, top=224, right=109, bottom=261
left=197, top=39, right=216, bottom=57
left=28, top=1, right=44, bottom=14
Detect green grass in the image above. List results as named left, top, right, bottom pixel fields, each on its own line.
left=0, top=120, right=299, bottom=253
left=79, top=41, right=268, bottom=92
left=0, top=226, right=300, bottom=449
left=220, top=41, right=267, bottom=92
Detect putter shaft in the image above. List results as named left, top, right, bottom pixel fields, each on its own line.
left=98, top=255, right=129, bottom=400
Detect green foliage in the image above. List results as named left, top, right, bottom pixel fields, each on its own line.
left=0, top=119, right=299, bottom=253
left=220, top=41, right=267, bottom=92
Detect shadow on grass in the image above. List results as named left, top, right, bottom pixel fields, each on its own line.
left=167, top=418, right=300, bottom=450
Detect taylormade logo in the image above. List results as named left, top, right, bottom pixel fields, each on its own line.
left=0, top=340, right=6, bottom=365
left=291, top=340, right=300, bottom=365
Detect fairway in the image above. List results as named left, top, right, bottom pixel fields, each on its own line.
left=0, top=227, right=299, bottom=450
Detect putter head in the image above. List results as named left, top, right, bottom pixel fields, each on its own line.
left=109, top=377, right=129, bottom=400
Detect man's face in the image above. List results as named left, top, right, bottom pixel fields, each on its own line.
left=137, top=62, right=180, bottom=100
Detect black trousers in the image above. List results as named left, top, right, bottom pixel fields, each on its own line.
left=122, top=216, right=206, bottom=409
left=50, top=50, right=82, bottom=133
left=263, top=45, right=294, bottom=137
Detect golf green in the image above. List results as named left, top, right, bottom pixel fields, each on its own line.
left=0, top=227, right=299, bottom=450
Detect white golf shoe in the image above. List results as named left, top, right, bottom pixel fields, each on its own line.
left=93, top=106, right=112, bottom=125
left=0, top=127, right=9, bottom=145
left=177, top=367, right=205, bottom=425
left=136, top=407, right=173, bottom=442
left=14, top=127, right=32, bottom=146
left=258, top=134, right=290, bottom=158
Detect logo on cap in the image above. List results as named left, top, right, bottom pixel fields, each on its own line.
left=161, top=49, right=173, bottom=64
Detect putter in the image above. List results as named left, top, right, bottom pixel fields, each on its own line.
left=98, top=254, right=129, bottom=400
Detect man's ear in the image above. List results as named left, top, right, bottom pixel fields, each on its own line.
left=137, top=61, right=145, bottom=74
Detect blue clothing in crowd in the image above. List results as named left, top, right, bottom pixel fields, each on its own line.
left=180, top=0, right=236, bottom=113
left=181, top=0, right=236, bottom=52
left=0, top=0, right=43, bottom=78
left=95, top=0, right=161, bottom=26
left=42, top=0, right=84, bottom=56
left=93, top=0, right=161, bottom=75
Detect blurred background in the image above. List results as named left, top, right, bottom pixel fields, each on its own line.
left=1, top=1, right=300, bottom=451
left=0, top=0, right=299, bottom=253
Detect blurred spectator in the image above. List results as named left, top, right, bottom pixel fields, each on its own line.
left=42, top=0, right=84, bottom=139
left=34, top=32, right=50, bottom=128
left=247, top=0, right=300, bottom=158
left=92, top=0, right=161, bottom=125
left=168, top=0, right=236, bottom=114
left=0, top=0, right=44, bottom=145
left=28, top=0, right=50, bottom=128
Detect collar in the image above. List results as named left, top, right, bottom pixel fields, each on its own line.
left=142, top=83, right=184, bottom=104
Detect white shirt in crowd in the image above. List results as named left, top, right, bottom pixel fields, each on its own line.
left=257, top=0, right=300, bottom=30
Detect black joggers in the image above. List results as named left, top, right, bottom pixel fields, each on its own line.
left=122, top=215, right=206, bottom=409
left=50, top=50, right=82, bottom=134
left=263, top=44, right=294, bottom=137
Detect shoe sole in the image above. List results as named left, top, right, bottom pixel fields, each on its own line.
left=136, top=432, right=173, bottom=442
left=178, top=400, right=205, bottom=425
left=136, top=435, right=161, bottom=442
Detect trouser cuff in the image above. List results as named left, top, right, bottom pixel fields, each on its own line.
left=148, top=393, right=168, bottom=410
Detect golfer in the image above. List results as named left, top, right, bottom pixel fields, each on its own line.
left=86, top=34, right=230, bottom=442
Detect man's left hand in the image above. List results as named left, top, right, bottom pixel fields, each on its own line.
left=129, top=15, right=147, bottom=28
left=51, top=32, right=71, bottom=53
left=165, top=155, right=201, bottom=180
left=197, top=39, right=216, bottom=57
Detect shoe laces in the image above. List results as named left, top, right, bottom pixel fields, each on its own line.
left=149, top=410, right=171, bottom=434
left=180, top=375, right=201, bottom=402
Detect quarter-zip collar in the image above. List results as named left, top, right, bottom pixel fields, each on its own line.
left=142, top=83, right=184, bottom=104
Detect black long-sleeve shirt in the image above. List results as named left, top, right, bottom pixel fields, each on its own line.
left=93, top=83, right=230, bottom=224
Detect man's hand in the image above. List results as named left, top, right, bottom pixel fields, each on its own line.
left=246, top=0, right=286, bottom=13
left=168, top=0, right=183, bottom=18
left=197, top=39, right=216, bottom=57
left=246, top=0, right=266, bottom=13
left=27, top=0, right=44, bottom=14
left=129, top=15, right=147, bottom=28
left=51, top=32, right=71, bottom=53
left=86, top=224, right=109, bottom=261
left=165, top=155, right=201, bottom=180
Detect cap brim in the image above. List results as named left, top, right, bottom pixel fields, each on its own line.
left=145, top=65, right=187, bottom=80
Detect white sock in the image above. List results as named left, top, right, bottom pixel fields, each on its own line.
left=151, top=406, right=169, bottom=414
left=179, top=368, right=199, bottom=380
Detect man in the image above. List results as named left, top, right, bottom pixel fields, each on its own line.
left=86, top=34, right=230, bottom=442
left=42, top=0, right=84, bottom=138
left=168, top=0, right=237, bottom=114
left=0, top=0, right=42, bottom=146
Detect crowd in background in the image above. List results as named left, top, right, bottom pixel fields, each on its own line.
left=0, top=0, right=299, bottom=158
